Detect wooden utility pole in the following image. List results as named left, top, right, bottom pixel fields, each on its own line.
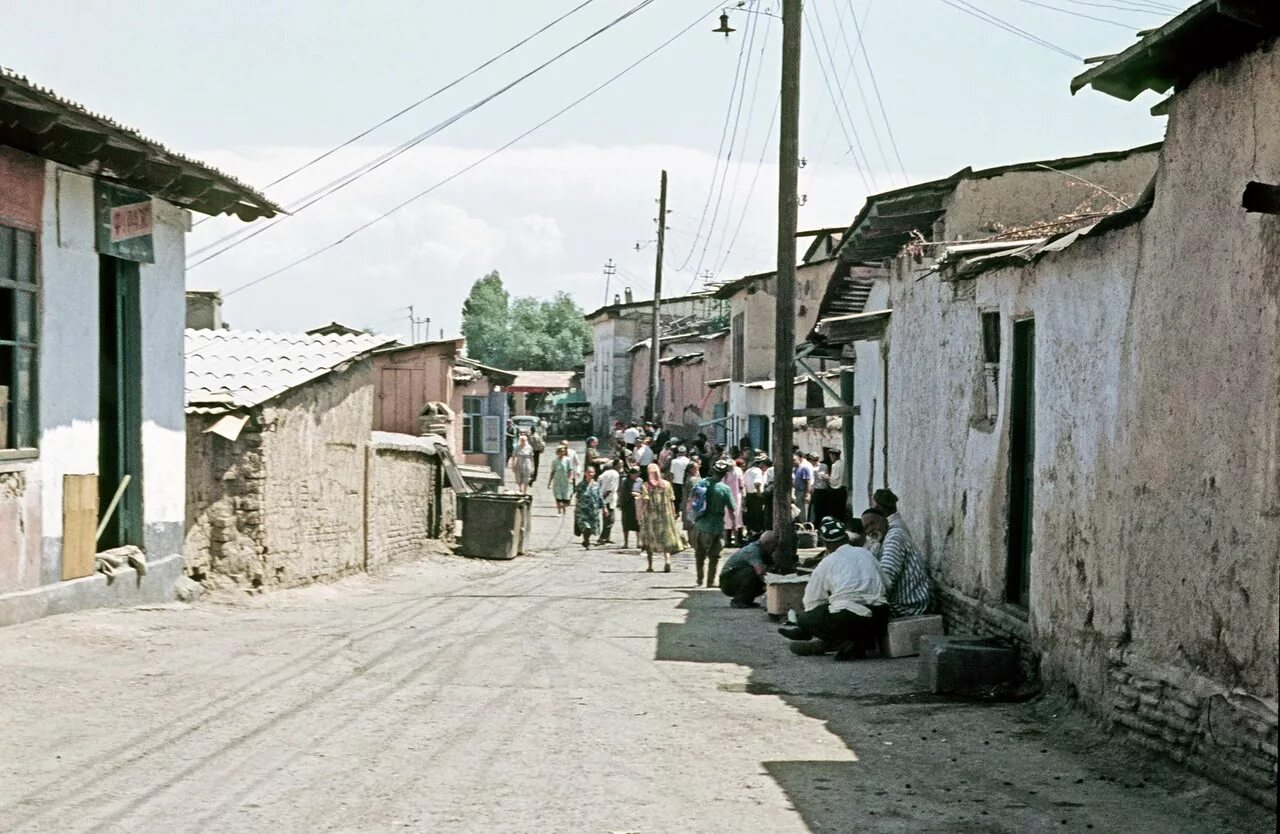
left=771, top=0, right=802, bottom=573
left=646, top=169, right=668, bottom=423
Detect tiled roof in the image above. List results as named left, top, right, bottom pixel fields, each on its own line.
left=185, top=328, right=397, bottom=413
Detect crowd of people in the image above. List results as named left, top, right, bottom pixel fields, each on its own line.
left=506, top=419, right=931, bottom=661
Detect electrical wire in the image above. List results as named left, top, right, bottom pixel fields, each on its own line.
left=703, top=8, right=776, bottom=276
left=223, top=2, right=724, bottom=298
left=841, top=0, right=908, bottom=183
left=809, top=0, right=889, bottom=181
left=937, top=0, right=1082, bottom=61
left=1063, top=0, right=1176, bottom=12
left=189, top=0, right=659, bottom=268
left=802, top=11, right=876, bottom=191
left=673, top=8, right=754, bottom=272
left=712, top=93, right=779, bottom=276
left=1013, top=0, right=1138, bottom=28
left=191, top=0, right=603, bottom=228
left=688, top=7, right=763, bottom=284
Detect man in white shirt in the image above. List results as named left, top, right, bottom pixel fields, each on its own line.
left=669, top=446, right=692, bottom=508
left=778, top=517, right=890, bottom=660
left=623, top=424, right=640, bottom=448
left=742, top=455, right=769, bottom=535
left=596, top=461, right=621, bottom=544
left=635, top=437, right=655, bottom=468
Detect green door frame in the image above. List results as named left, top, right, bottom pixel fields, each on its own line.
left=1006, top=318, right=1035, bottom=606
left=98, top=256, right=144, bottom=549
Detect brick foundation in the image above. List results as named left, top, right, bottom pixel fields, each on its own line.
left=936, top=584, right=1039, bottom=682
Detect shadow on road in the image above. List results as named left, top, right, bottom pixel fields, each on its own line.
left=653, top=586, right=1269, bottom=833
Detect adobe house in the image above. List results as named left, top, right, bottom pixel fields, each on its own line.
left=0, top=67, right=278, bottom=626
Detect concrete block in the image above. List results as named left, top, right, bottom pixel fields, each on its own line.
left=765, top=575, right=808, bottom=616
left=918, top=635, right=1018, bottom=695
left=880, top=614, right=944, bottom=658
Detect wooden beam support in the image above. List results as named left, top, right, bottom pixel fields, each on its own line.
left=794, top=405, right=860, bottom=418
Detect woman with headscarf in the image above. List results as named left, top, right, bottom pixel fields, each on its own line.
left=574, top=466, right=603, bottom=549
left=636, top=463, right=681, bottom=572
left=510, top=433, right=535, bottom=495
left=548, top=445, right=576, bottom=515
left=618, top=465, right=642, bottom=549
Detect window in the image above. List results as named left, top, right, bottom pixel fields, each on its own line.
left=461, top=395, right=485, bottom=453
left=731, top=312, right=745, bottom=382
left=0, top=226, right=38, bottom=452
left=980, top=311, right=1001, bottom=424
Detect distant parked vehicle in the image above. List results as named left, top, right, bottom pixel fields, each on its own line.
left=510, top=415, right=541, bottom=437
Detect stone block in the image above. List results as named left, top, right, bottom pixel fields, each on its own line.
left=879, top=614, right=945, bottom=658
left=918, top=635, right=1018, bottom=695
left=765, top=575, right=808, bottom=616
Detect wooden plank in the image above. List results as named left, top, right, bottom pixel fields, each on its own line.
left=793, top=406, right=860, bottom=418
left=62, top=473, right=98, bottom=580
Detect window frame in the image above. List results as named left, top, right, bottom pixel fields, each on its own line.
left=461, top=395, right=486, bottom=454
left=0, top=224, right=40, bottom=458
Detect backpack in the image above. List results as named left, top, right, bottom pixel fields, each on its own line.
left=689, top=478, right=710, bottom=516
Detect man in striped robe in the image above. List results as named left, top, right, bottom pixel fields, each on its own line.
left=861, top=507, right=931, bottom=617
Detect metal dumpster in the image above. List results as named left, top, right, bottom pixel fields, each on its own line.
left=458, top=493, right=532, bottom=559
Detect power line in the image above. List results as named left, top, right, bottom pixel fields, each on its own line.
left=937, top=0, right=1082, bottom=61
left=714, top=93, right=780, bottom=275
left=189, top=0, right=660, bottom=268
left=1013, top=0, right=1138, bottom=28
left=224, top=2, right=724, bottom=298
left=703, top=5, right=776, bottom=279
left=689, top=7, right=764, bottom=284
left=190, top=0, right=602, bottom=234
left=1062, top=0, right=1176, bottom=12
left=802, top=11, right=876, bottom=191
left=808, top=1, right=888, bottom=183
left=841, top=0, right=908, bottom=183
left=673, top=8, right=754, bottom=272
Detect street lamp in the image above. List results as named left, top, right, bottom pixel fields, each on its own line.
left=712, top=12, right=737, bottom=37
left=718, top=1, right=802, bottom=573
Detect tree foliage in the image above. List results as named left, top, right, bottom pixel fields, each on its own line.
left=460, top=271, right=590, bottom=371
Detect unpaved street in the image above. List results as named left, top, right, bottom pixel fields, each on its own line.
left=0, top=490, right=1270, bottom=833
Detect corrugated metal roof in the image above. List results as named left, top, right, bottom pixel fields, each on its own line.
left=0, top=65, right=280, bottom=220
left=185, top=328, right=396, bottom=413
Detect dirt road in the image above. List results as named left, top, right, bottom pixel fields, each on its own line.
left=0, top=489, right=1270, bottom=833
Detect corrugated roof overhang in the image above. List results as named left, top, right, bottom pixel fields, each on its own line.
left=1071, top=1, right=1280, bottom=102
left=813, top=309, right=892, bottom=346
left=0, top=68, right=279, bottom=220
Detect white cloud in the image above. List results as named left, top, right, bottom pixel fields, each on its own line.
left=188, top=142, right=881, bottom=337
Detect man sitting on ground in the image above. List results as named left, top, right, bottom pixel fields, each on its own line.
left=718, top=531, right=777, bottom=609
left=779, top=517, right=889, bottom=660
left=861, top=507, right=931, bottom=617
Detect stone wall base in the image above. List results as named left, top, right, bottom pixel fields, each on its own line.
left=937, top=584, right=1039, bottom=682
left=0, top=552, right=185, bottom=628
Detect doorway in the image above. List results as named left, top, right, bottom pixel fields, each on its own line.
left=1006, top=318, right=1035, bottom=606
left=99, top=256, right=144, bottom=549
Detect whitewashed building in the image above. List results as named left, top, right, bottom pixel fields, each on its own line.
left=0, top=68, right=278, bottom=625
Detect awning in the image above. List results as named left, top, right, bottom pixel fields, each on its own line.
left=814, top=309, right=892, bottom=345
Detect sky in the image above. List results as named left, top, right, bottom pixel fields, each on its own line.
left=2, top=0, right=1175, bottom=339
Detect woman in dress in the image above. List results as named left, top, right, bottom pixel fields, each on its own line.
left=636, top=463, right=682, bottom=572
left=547, top=445, right=576, bottom=515
left=574, top=466, right=603, bottom=549
left=510, top=433, right=535, bottom=495
left=618, top=466, right=642, bottom=549
left=723, top=457, right=746, bottom=545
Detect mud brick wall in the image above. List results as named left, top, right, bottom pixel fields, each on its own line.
left=185, top=419, right=268, bottom=590
left=937, top=585, right=1039, bottom=683
left=1106, top=648, right=1278, bottom=808
left=365, top=442, right=453, bottom=571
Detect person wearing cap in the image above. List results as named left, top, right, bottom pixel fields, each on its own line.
left=669, top=445, right=692, bottom=511
left=719, top=530, right=778, bottom=608
left=689, top=459, right=737, bottom=587
left=635, top=436, right=656, bottom=469
left=779, top=517, right=890, bottom=660
left=792, top=452, right=816, bottom=523
left=873, top=488, right=913, bottom=538
left=742, top=455, right=770, bottom=536
left=861, top=506, right=931, bottom=618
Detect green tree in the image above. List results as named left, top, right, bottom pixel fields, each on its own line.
left=460, top=273, right=590, bottom=370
